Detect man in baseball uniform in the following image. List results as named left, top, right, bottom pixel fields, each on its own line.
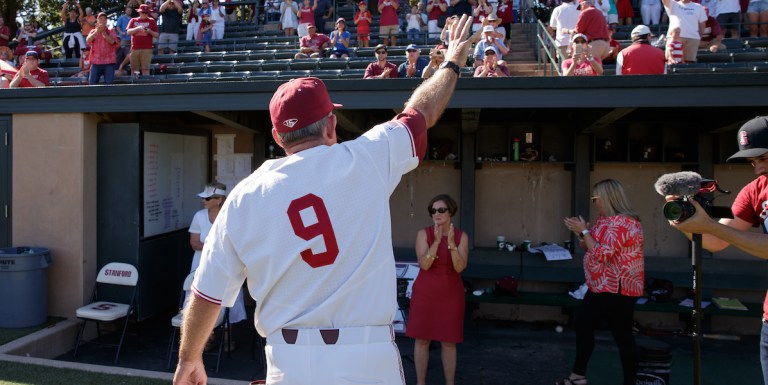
left=173, top=15, right=478, bottom=385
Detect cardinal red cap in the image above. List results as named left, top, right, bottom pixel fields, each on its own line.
left=270, top=77, right=342, bottom=133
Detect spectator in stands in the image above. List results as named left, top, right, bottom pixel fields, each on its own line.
left=399, top=43, right=429, bottom=77
left=81, top=7, right=97, bottom=38
left=198, top=13, right=214, bottom=52
left=716, top=0, right=741, bottom=38
left=640, top=0, right=662, bottom=25
left=128, top=4, right=159, bottom=76
left=354, top=1, right=373, bottom=47
left=485, top=13, right=506, bottom=40
left=472, top=0, right=493, bottom=32
left=364, top=43, right=399, bottom=78
left=665, top=26, right=684, bottom=63
left=127, top=0, right=142, bottom=17
left=329, top=18, right=351, bottom=58
left=562, top=33, right=604, bottom=75
left=31, top=20, right=43, bottom=33
left=497, top=0, right=514, bottom=45
left=451, top=0, right=473, bottom=17
left=661, top=0, right=707, bottom=63
left=211, top=0, right=226, bottom=40
left=0, top=46, right=13, bottom=66
left=314, top=0, right=333, bottom=34
left=440, top=15, right=458, bottom=44
left=224, top=0, right=238, bottom=22
left=185, top=1, right=200, bottom=41
left=603, top=25, right=621, bottom=64
left=474, top=46, right=510, bottom=76
left=564, top=0, right=611, bottom=60
left=86, top=12, right=119, bottom=84
left=700, top=6, right=727, bottom=51
left=379, top=0, right=400, bottom=46
left=561, top=178, right=644, bottom=385
left=615, top=0, right=634, bottom=25
left=116, top=6, right=133, bottom=66
left=9, top=50, right=48, bottom=88
left=0, top=17, right=10, bottom=48
left=427, top=0, right=449, bottom=40
left=280, top=0, right=299, bottom=36
left=158, top=0, right=183, bottom=54
left=297, top=0, right=317, bottom=38
left=605, top=0, right=620, bottom=27
left=12, top=22, right=37, bottom=62
left=473, top=25, right=508, bottom=67
left=295, top=23, right=330, bottom=58
left=616, top=24, right=666, bottom=74
left=265, top=0, right=281, bottom=22
left=548, top=0, right=580, bottom=60
left=746, top=0, right=768, bottom=37
left=74, top=47, right=91, bottom=78
left=422, top=43, right=446, bottom=78
left=60, top=2, right=85, bottom=59
left=407, top=5, right=426, bottom=41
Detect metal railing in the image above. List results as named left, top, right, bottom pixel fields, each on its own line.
left=520, top=4, right=561, bottom=76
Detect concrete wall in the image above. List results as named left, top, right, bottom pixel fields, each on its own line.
left=12, top=113, right=98, bottom=318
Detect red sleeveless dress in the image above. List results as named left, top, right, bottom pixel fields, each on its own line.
left=405, top=226, right=465, bottom=343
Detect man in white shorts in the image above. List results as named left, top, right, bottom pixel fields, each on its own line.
left=173, top=14, right=479, bottom=385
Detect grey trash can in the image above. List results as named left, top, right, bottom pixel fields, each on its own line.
left=0, top=247, right=52, bottom=328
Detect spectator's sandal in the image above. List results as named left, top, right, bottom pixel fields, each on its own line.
left=555, top=376, right=587, bottom=385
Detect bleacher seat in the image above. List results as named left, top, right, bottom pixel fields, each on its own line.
left=57, top=68, right=82, bottom=77
left=113, top=75, right=134, bottom=85
left=198, top=52, right=224, bottom=62
left=710, top=62, right=750, bottom=73
left=318, top=58, right=349, bottom=69
left=250, top=50, right=276, bottom=60
left=696, top=51, right=732, bottom=63
left=244, top=42, right=269, bottom=51
left=217, top=71, right=250, bottom=81
left=206, top=61, right=236, bottom=72
left=752, top=62, right=768, bottom=72
left=731, top=50, right=768, bottom=62
left=234, top=60, right=264, bottom=72
left=277, top=70, right=312, bottom=80
left=460, top=66, right=474, bottom=77
left=222, top=51, right=251, bottom=61
left=745, top=38, right=768, bottom=48
left=275, top=50, right=297, bottom=60
left=164, top=73, right=193, bottom=83
left=247, top=70, right=279, bottom=80
left=178, top=62, right=208, bottom=73
left=289, top=59, right=319, bottom=70
left=347, top=58, right=371, bottom=69
left=311, top=69, right=342, bottom=79
left=669, top=63, right=710, bottom=74
left=341, top=69, right=366, bottom=79
left=134, top=75, right=162, bottom=84
left=721, top=38, right=744, bottom=50
left=153, top=54, right=175, bottom=64
left=188, top=72, right=221, bottom=82
left=174, top=52, right=201, bottom=63
left=261, top=59, right=290, bottom=71
left=354, top=47, right=375, bottom=57
left=388, top=56, right=407, bottom=66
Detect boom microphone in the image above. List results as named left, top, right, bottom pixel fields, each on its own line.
left=654, top=171, right=703, bottom=197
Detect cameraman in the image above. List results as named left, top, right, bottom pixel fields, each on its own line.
left=667, top=116, right=768, bottom=384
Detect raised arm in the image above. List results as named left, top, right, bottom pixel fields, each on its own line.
left=404, top=14, right=477, bottom=128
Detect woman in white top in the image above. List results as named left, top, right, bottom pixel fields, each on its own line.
left=188, top=182, right=247, bottom=350
left=210, top=0, right=226, bottom=40
left=281, top=0, right=299, bottom=36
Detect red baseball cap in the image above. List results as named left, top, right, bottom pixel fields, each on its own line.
left=138, top=4, right=151, bottom=13
left=270, top=77, right=342, bottom=133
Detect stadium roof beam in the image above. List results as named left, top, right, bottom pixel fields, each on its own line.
left=193, top=111, right=262, bottom=133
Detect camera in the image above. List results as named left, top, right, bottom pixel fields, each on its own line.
left=663, top=179, right=733, bottom=221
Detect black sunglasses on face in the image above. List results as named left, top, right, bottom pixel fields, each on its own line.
left=429, top=207, right=449, bottom=214
left=375, top=51, right=386, bottom=54
left=203, top=197, right=218, bottom=201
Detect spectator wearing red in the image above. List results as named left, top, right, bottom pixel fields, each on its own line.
left=426, top=0, right=448, bottom=40
left=295, top=24, right=330, bottom=58
left=616, top=25, right=666, bottom=75
left=127, top=4, right=159, bottom=76
left=700, top=6, right=727, bottom=52
left=562, top=33, right=604, bottom=76
left=9, top=50, right=48, bottom=88
left=86, top=12, right=119, bottom=84
left=364, top=44, right=398, bottom=78
left=497, top=0, right=515, bottom=43
left=566, top=0, right=611, bottom=59
left=354, top=1, right=372, bottom=47
left=0, top=17, right=10, bottom=47
left=378, top=0, right=399, bottom=46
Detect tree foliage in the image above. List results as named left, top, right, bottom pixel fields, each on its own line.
left=4, top=0, right=123, bottom=32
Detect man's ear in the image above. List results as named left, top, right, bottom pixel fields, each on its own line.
left=325, top=114, right=338, bottom=142
left=271, top=127, right=285, bottom=148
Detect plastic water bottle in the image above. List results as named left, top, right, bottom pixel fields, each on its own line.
left=513, top=138, right=520, bottom=161
left=652, top=34, right=666, bottom=48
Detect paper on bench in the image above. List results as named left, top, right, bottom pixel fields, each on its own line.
left=528, top=244, right=573, bottom=261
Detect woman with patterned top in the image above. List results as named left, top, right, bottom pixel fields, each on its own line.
left=560, top=178, right=644, bottom=385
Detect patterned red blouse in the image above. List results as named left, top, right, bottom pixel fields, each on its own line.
left=583, top=214, right=644, bottom=297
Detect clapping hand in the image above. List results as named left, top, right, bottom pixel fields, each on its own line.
left=446, top=223, right=456, bottom=249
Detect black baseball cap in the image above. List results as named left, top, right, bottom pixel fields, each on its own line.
left=727, top=116, right=768, bottom=161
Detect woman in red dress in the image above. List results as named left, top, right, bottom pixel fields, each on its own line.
left=406, top=194, right=469, bottom=385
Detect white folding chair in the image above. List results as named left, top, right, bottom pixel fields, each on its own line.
left=72, top=262, right=139, bottom=364
left=166, top=272, right=229, bottom=372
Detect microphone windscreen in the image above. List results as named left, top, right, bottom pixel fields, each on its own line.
left=654, top=171, right=703, bottom=196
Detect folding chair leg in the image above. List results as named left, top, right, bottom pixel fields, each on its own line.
left=114, top=316, right=131, bottom=364
left=167, top=327, right=179, bottom=370
left=72, top=319, right=87, bottom=358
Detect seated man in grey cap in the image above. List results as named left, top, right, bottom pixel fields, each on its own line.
left=399, top=43, right=429, bottom=78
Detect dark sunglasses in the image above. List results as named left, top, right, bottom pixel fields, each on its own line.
left=375, top=50, right=386, bottom=54
left=429, top=207, right=449, bottom=214
left=203, top=196, right=219, bottom=201
left=406, top=49, right=418, bottom=52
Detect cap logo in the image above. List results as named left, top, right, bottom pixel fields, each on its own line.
left=283, top=118, right=299, bottom=128
left=739, top=130, right=749, bottom=146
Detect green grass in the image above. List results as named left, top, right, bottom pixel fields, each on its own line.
left=0, top=361, right=170, bottom=385
left=0, top=318, right=65, bottom=346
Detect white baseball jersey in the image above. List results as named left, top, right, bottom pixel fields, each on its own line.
left=192, top=108, right=427, bottom=338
